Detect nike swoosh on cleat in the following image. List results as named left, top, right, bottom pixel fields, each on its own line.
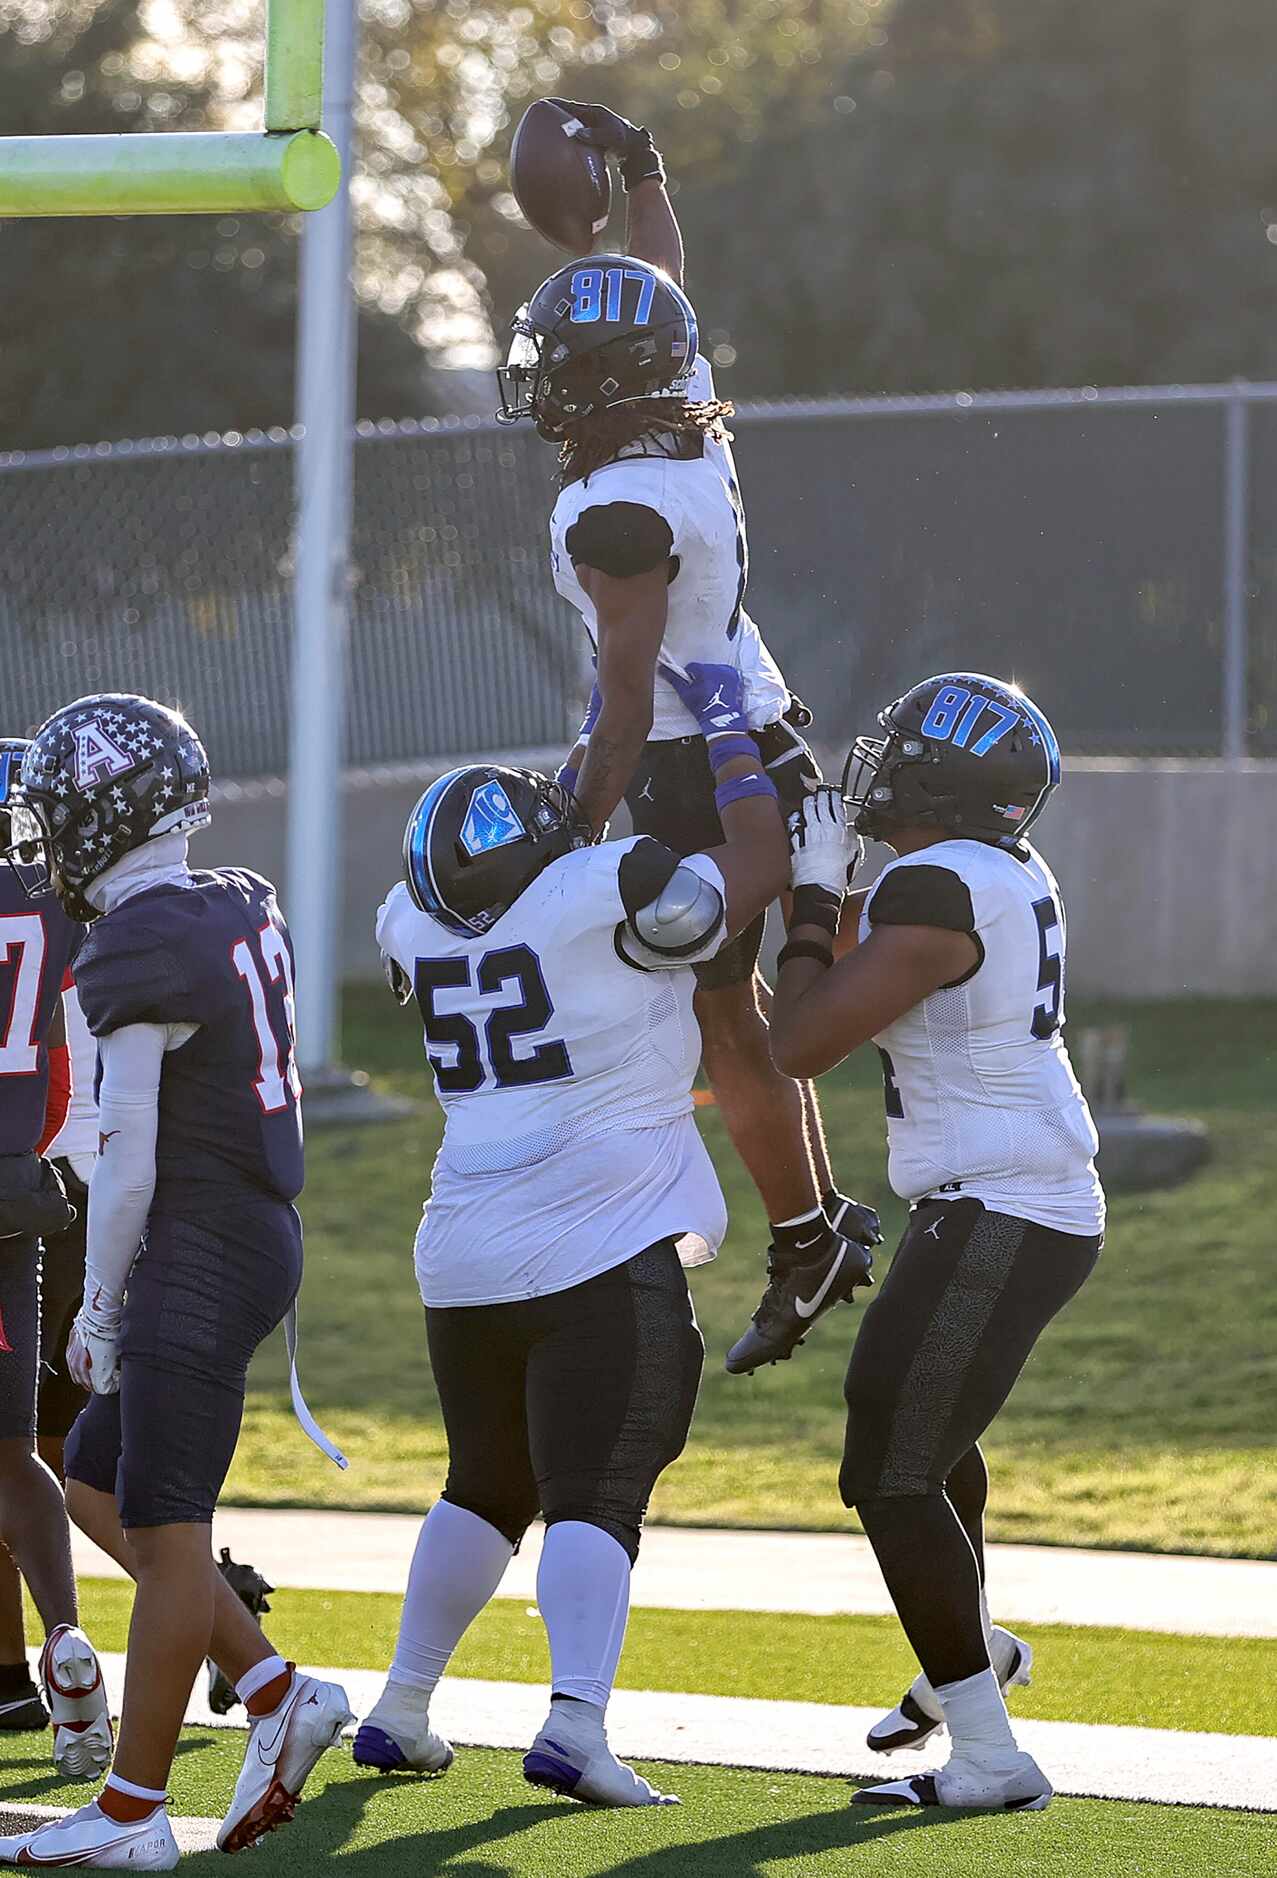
left=793, top=1246, right=847, bottom=1319
left=255, top=1687, right=303, bottom=1763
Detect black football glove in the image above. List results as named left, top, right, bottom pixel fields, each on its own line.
left=757, top=718, right=823, bottom=816
left=547, top=99, right=666, bottom=192
left=0, top=1153, right=75, bottom=1243
left=823, top=1189, right=884, bottom=1254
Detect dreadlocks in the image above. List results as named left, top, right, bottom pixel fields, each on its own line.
left=556, top=398, right=736, bottom=488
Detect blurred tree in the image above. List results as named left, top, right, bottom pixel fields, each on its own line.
left=6, top=0, right=1277, bottom=447
left=604, top=0, right=1277, bottom=396
left=0, top=0, right=437, bottom=448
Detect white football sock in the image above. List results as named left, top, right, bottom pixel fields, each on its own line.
left=936, top=1667, right=1019, bottom=1758
left=387, top=1501, right=514, bottom=1697
left=538, top=1520, right=630, bottom=1710
left=236, top=1654, right=290, bottom=1708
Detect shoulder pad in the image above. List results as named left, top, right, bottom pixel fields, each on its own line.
left=623, top=863, right=725, bottom=968
left=565, top=502, right=674, bottom=579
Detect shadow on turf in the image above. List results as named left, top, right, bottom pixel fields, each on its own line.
left=175, top=1770, right=973, bottom=1873
left=0, top=1733, right=212, bottom=1808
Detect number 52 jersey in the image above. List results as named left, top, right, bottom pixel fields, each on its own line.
left=377, top=838, right=730, bottom=1307
left=862, top=839, right=1105, bottom=1237
left=73, top=869, right=303, bottom=1209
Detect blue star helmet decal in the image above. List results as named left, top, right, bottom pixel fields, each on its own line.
left=460, top=779, right=527, bottom=858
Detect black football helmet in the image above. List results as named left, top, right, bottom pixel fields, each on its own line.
left=496, top=253, right=698, bottom=436
left=843, top=672, right=1061, bottom=847
left=0, top=738, right=49, bottom=900
left=12, top=694, right=211, bottom=921
left=404, top=764, right=593, bottom=937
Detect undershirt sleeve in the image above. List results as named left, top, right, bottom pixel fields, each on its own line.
left=86, top=1023, right=166, bottom=1312
left=565, top=502, right=675, bottom=578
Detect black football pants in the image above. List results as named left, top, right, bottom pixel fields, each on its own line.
left=427, top=1239, right=704, bottom=1564
left=841, top=1197, right=1100, bottom=1688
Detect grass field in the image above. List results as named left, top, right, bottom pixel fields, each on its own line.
left=6, top=1736, right=1272, bottom=1878
left=49, top=1579, right=1277, bottom=1740
left=225, top=994, right=1277, bottom=1558
left=6, top=1580, right=1276, bottom=1877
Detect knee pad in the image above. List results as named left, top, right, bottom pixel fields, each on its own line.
left=441, top=1488, right=536, bottom=1552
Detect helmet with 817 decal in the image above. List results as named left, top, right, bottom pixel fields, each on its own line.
left=496, top=253, right=698, bottom=437
left=842, top=672, right=1062, bottom=848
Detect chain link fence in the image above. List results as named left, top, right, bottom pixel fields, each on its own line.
left=1, top=383, right=1273, bottom=776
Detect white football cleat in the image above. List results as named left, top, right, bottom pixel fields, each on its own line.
left=0, top=1798, right=179, bottom=1869
left=852, top=1747, right=1052, bottom=1812
left=867, top=1628, right=1033, bottom=1755
left=523, top=1698, right=679, bottom=1807
left=39, top=1625, right=114, bottom=1781
left=217, top=1668, right=352, bottom=1853
left=352, top=1682, right=454, bottom=1775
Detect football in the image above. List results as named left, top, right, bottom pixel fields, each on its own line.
left=510, top=98, right=612, bottom=255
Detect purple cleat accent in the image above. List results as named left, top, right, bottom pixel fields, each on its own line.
left=523, top=1743, right=584, bottom=1794
left=353, top=1724, right=408, bottom=1772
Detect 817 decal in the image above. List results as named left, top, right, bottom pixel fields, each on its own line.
left=569, top=265, right=656, bottom=326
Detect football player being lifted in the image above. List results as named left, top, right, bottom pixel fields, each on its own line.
left=768, top=674, right=1104, bottom=1814
left=0, top=697, right=351, bottom=1872
left=358, top=664, right=789, bottom=1806
left=0, top=740, right=112, bottom=1779
left=497, top=101, right=880, bottom=1366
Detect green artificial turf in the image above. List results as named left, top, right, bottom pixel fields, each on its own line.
left=2, top=1733, right=1272, bottom=1877
left=61, top=1579, right=1277, bottom=1740
left=224, top=993, right=1277, bottom=1558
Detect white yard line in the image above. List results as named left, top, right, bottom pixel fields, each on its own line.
left=71, top=1654, right=1277, bottom=1816
left=72, top=1509, right=1277, bottom=1637
left=0, top=1803, right=220, bottom=1854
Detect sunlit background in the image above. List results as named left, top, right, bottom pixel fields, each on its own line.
left=4, top=0, right=1277, bottom=446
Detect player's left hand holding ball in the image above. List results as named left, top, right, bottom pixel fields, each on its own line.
left=68, top=1299, right=123, bottom=1395
left=789, top=785, right=864, bottom=894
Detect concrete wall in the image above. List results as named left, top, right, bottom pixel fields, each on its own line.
left=193, top=757, right=1277, bottom=999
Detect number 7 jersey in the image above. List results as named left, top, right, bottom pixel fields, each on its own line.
left=73, top=869, right=303, bottom=1207
left=862, top=839, right=1105, bottom=1237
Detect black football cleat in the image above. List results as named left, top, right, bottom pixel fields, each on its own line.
left=725, top=1211, right=879, bottom=1376
left=207, top=1547, right=275, bottom=1715
left=0, top=1683, right=49, bottom=1732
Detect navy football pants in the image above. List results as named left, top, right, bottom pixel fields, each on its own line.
left=65, top=1199, right=302, bottom=1528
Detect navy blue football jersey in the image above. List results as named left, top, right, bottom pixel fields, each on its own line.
left=74, top=869, right=303, bottom=1207
left=0, top=863, right=82, bottom=1155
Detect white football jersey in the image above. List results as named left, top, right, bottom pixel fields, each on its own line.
left=549, top=357, right=790, bottom=740
left=861, top=839, right=1105, bottom=1237
left=376, top=838, right=729, bottom=1307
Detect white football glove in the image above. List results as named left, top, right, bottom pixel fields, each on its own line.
left=68, top=1297, right=123, bottom=1396
left=788, top=786, right=864, bottom=893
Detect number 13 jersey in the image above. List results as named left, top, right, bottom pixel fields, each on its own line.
left=73, top=869, right=303, bottom=1208
left=376, top=838, right=730, bottom=1307
left=861, top=839, right=1104, bottom=1237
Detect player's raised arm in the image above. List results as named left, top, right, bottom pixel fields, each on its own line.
left=547, top=100, right=683, bottom=281
left=571, top=558, right=667, bottom=830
